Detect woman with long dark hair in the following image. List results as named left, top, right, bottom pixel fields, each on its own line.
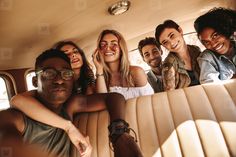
left=54, top=41, right=95, bottom=94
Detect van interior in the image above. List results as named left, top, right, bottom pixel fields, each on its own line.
left=1, top=0, right=235, bottom=100
left=0, top=0, right=236, bottom=156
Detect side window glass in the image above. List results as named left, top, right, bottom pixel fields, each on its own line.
left=26, top=71, right=37, bottom=90
left=128, top=49, right=150, bottom=72
left=0, top=77, right=10, bottom=110
left=184, top=32, right=205, bottom=51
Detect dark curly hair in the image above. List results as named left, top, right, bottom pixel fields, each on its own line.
left=138, top=37, right=161, bottom=58
left=155, top=20, right=180, bottom=45
left=194, top=7, right=236, bottom=39
left=53, top=41, right=95, bottom=94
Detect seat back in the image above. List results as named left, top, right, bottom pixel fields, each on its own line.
left=75, top=80, right=236, bottom=157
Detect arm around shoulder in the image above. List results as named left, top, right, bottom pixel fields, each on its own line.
left=10, top=90, right=72, bottom=132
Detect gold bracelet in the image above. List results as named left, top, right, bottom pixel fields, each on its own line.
left=96, top=73, right=104, bottom=77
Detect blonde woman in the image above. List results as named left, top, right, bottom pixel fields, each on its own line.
left=93, top=29, right=154, bottom=99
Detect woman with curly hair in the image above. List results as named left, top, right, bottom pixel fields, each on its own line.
left=92, top=29, right=154, bottom=99
left=194, top=7, right=236, bottom=83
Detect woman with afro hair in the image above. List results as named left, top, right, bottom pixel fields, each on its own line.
left=194, top=7, right=236, bottom=83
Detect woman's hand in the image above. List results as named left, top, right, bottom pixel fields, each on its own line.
left=92, top=49, right=103, bottom=74
left=65, top=121, right=92, bottom=157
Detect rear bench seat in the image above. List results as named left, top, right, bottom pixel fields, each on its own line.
left=75, top=79, right=236, bottom=157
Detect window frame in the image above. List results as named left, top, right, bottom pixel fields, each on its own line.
left=24, top=68, right=36, bottom=91
left=0, top=71, right=17, bottom=109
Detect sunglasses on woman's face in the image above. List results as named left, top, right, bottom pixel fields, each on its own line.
left=99, top=41, right=119, bottom=51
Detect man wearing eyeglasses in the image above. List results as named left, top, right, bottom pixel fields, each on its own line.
left=0, top=49, right=143, bottom=157
left=0, top=49, right=89, bottom=157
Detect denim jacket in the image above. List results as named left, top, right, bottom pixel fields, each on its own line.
left=197, top=42, right=236, bottom=84
left=162, top=45, right=201, bottom=90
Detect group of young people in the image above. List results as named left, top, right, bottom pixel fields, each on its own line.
left=139, top=7, right=236, bottom=92
left=0, top=7, right=235, bottom=157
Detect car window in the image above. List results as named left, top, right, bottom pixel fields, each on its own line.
left=0, top=77, right=10, bottom=110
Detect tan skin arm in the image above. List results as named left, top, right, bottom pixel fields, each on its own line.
left=68, top=92, right=125, bottom=122
left=10, top=90, right=70, bottom=131
left=92, top=49, right=108, bottom=93
left=67, top=93, right=112, bottom=118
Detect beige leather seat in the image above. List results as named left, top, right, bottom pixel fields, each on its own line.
left=75, top=79, right=236, bottom=157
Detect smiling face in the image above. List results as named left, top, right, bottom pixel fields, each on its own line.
left=99, top=33, right=121, bottom=63
left=60, top=44, right=83, bottom=69
left=36, top=57, right=73, bottom=108
left=159, top=27, right=185, bottom=54
left=141, top=44, right=162, bottom=68
left=199, top=27, right=231, bottom=55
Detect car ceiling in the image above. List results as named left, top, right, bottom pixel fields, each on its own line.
left=0, top=0, right=235, bottom=70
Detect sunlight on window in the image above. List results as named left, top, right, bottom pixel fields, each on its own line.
left=26, top=71, right=37, bottom=90
left=128, top=49, right=150, bottom=71
left=184, top=32, right=205, bottom=51
left=0, top=77, right=10, bottom=110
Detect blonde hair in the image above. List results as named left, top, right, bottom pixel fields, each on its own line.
left=96, top=29, right=134, bottom=89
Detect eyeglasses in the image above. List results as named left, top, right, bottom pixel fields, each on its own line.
left=36, top=68, right=74, bottom=80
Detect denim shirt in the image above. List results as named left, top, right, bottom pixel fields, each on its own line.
left=197, top=43, right=236, bottom=84
left=147, top=70, right=164, bottom=93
